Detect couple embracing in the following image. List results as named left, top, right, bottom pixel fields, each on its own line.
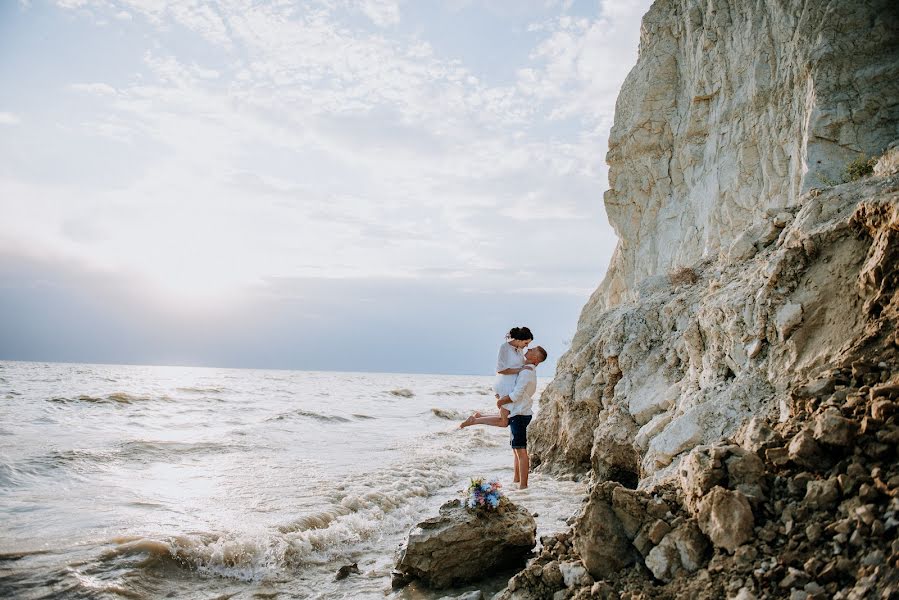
left=460, top=327, right=547, bottom=489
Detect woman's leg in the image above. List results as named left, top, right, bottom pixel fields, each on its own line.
left=460, top=413, right=508, bottom=428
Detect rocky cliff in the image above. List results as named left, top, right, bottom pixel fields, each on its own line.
left=594, top=0, right=899, bottom=309
left=497, top=0, right=899, bottom=598
left=531, top=0, right=899, bottom=484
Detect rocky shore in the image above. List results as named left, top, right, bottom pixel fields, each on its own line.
left=497, top=356, right=899, bottom=599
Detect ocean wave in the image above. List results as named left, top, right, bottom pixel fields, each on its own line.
left=430, top=407, right=466, bottom=420
left=175, top=386, right=227, bottom=394
left=386, top=388, right=414, bottom=398
left=47, top=392, right=170, bottom=405
left=266, top=409, right=351, bottom=423
left=94, top=451, right=464, bottom=582
left=6, top=440, right=243, bottom=479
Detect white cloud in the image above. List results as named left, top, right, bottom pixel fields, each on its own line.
left=0, top=112, right=21, bottom=125
left=357, top=0, right=401, bottom=27
left=7, top=0, right=649, bottom=307
left=70, top=82, right=118, bottom=95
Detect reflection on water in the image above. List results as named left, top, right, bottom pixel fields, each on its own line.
left=0, top=361, right=584, bottom=599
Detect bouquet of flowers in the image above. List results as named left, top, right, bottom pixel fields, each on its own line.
left=466, top=477, right=504, bottom=511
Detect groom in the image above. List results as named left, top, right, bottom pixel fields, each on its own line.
left=462, top=345, right=547, bottom=489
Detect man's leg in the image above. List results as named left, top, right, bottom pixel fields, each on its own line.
left=513, top=450, right=521, bottom=483
left=514, top=448, right=530, bottom=489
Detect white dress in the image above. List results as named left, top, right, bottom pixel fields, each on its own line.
left=493, top=342, right=525, bottom=398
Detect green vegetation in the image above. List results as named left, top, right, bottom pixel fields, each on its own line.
left=820, top=154, right=879, bottom=187
left=842, top=155, right=877, bottom=182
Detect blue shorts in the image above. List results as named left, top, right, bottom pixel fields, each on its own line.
left=509, top=415, right=532, bottom=449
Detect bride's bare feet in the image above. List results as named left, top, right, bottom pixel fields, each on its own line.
left=459, top=415, right=476, bottom=428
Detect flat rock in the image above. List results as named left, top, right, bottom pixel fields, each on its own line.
left=392, top=499, right=536, bottom=589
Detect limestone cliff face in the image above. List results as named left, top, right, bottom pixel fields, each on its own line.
left=596, top=0, right=899, bottom=308
left=529, top=0, right=899, bottom=485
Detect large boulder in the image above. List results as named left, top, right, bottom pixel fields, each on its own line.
left=572, top=482, right=640, bottom=578
left=392, top=499, right=536, bottom=589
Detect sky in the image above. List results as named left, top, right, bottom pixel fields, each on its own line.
left=0, top=0, right=652, bottom=375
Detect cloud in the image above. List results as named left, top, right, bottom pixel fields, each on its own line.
left=357, top=0, right=401, bottom=27
left=70, top=82, right=118, bottom=95
left=0, top=0, right=653, bottom=369
left=518, top=0, right=651, bottom=124
left=0, top=112, right=21, bottom=125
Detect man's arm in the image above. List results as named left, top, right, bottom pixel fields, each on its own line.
left=508, top=366, right=536, bottom=403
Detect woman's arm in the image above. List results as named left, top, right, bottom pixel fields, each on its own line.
left=497, top=367, right=522, bottom=375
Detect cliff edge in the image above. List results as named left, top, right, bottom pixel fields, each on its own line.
left=531, top=0, right=899, bottom=484
left=497, top=0, right=899, bottom=598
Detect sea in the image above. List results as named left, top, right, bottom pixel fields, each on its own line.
left=0, top=361, right=585, bottom=599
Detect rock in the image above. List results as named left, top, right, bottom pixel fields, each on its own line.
left=438, top=592, right=484, bottom=600
left=647, top=519, right=672, bottom=545
left=334, top=562, right=360, bottom=580
left=593, top=0, right=899, bottom=309
left=697, top=487, right=755, bottom=553
left=766, top=446, right=790, bottom=466
left=776, top=303, right=803, bottom=341
left=541, top=561, right=564, bottom=589
left=788, top=430, right=823, bottom=469
left=679, top=445, right=726, bottom=512
left=799, top=379, right=837, bottom=398
left=728, top=232, right=758, bottom=261
left=874, top=144, right=899, bottom=177
left=773, top=213, right=794, bottom=228
left=392, top=499, right=536, bottom=589
left=725, top=448, right=767, bottom=502
left=870, top=398, right=895, bottom=420
left=572, top=483, right=637, bottom=579
left=679, top=444, right=766, bottom=514
left=738, top=417, right=781, bottom=453
left=804, top=478, right=840, bottom=510
left=732, top=588, right=757, bottom=600
left=812, top=408, right=856, bottom=446
left=644, top=521, right=709, bottom=582
left=589, top=406, right=640, bottom=487
left=590, top=581, right=615, bottom=599
left=558, top=560, right=592, bottom=588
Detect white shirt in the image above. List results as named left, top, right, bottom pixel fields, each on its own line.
left=507, top=366, right=537, bottom=417
left=496, top=342, right=525, bottom=372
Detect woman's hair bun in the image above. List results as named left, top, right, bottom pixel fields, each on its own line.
left=508, top=326, right=533, bottom=341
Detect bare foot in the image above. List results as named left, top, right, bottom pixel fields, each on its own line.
left=459, top=415, right=476, bottom=429
left=518, top=485, right=528, bottom=490
left=473, top=411, right=483, bottom=418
